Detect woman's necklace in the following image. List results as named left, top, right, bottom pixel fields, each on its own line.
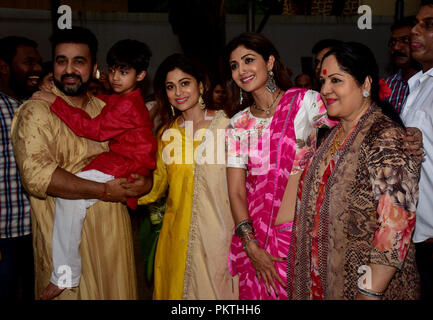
left=252, top=90, right=282, bottom=115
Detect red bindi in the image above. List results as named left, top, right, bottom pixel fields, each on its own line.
left=323, top=69, right=327, bottom=75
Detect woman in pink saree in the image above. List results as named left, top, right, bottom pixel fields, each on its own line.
left=224, top=33, right=337, bottom=300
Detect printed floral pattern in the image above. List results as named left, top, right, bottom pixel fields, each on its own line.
left=226, top=109, right=272, bottom=169
left=374, top=193, right=416, bottom=261
left=226, top=90, right=336, bottom=173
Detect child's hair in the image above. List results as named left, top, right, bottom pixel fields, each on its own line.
left=106, top=39, right=152, bottom=73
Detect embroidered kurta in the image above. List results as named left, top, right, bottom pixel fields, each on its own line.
left=11, top=86, right=138, bottom=299
left=138, top=110, right=237, bottom=300
left=288, top=106, right=420, bottom=300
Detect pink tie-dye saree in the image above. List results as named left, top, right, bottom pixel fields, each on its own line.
left=228, top=88, right=308, bottom=300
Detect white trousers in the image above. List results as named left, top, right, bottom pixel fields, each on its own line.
left=50, top=169, right=114, bottom=288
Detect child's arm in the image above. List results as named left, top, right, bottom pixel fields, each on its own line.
left=50, top=95, right=142, bottom=142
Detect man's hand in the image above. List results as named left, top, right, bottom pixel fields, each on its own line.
left=102, top=174, right=153, bottom=202
left=402, top=127, right=424, bottom=164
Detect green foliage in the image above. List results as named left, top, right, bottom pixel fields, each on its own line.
left=139, top=194, right=167, bottom=284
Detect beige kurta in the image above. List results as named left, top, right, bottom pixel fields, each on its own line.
left=183, top=111, right=238, bottom=300
left=11, top=87, right=137, bottom=300
left=138, top=110, right=238, bottom=299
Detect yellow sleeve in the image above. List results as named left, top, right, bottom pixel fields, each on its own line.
left=138, top=135, right=169, bottom=205
left=11, top=101, right=59, bottom=199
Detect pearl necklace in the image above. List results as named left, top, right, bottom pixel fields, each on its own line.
left=252, top=90, right=282, bottom=115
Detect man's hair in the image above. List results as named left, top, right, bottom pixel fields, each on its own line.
left=311, top=39, right=343, bottom=55
left=390, top=16, right=416, bottom=32
left=49, top=27, right=98, bottom=64
left=0, top=36, right=38, bottom=66
left=106, top=39, right=152, bottom=73
left=421, top=0, right=433, bottom=6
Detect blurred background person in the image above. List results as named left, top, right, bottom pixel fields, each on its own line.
left=0, top=35, right=41, bottom=300
left=87, top=78, right=106, bottom=96
left=294, top=73, right=313, bottom=89
left=384, top=16, right=421, bottom=113
left=311, top=38, right=343, bottom=89
left=0, top=36, right=42, bottom=101
left=39, top=61, right=53, bottom=92
left=205, top=79, right=227, bottom=109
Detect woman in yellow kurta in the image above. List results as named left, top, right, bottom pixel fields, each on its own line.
left=139, top=54, right=238, bottom=300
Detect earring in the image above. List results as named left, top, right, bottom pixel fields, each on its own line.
left=362, top=90, right=370, bottom=98
left=240, top=87, right=244, bottom=104
left=170, top=105, right=176, bottom=117
left=199, top=93, right=206, bottom=109
left=266, top=70, right=276, bottom=93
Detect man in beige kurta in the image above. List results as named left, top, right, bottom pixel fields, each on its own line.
left=11, top=27, right=146, bottom=300
left=12, top=85, right=138, bottom=299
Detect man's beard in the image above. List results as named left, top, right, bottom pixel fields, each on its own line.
left=9, top=71, right=41, bottom=99
left=53, top=73, right=90, bottom=97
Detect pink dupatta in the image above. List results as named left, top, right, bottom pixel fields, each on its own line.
left=229, top=88, right=307, bottom=279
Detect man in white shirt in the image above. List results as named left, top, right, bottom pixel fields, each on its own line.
left=400, top=0, right=433, bottom=300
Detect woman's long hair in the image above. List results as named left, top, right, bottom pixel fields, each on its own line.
left=322, top=42, right=405, bottom=127
left=153, top=53, right=210, bottom=133
left=223, top=32, right=292, bottom=118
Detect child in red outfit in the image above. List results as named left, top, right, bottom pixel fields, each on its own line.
left=32, top=39, right=156, bottom=299
left=50, top=86, right=154, bottom=209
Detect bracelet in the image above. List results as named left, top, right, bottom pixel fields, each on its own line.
left=357, top=284, right=384, bottom=298
left=235, top=219, right=254, bottom=237
left=243, top=238, right=258, bottom=251
left=241, top=231, right=258, bottom=251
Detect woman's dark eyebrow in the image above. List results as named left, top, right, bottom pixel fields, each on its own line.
left=178, top=77, right=191, bottom=82
left=327, top=73, right=344, bottom=77
left=241, top=53, right=255, bottom=60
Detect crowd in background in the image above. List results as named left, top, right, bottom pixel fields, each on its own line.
left=1, top=0, right=433, bottom=301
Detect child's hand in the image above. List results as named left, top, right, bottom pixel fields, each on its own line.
left=39, top=80, right=54, bottom=92
left=30, top=91, right=57, bottom=104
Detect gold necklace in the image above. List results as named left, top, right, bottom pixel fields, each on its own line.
left=253, top=90, right=282, bottom=115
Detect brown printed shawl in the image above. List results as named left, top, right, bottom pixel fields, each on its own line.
left=288, top=106, right=420, bottom=300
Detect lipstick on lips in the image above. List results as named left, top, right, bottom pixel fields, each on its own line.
left=240, top=75, right=254, bottom=84
left=175, top=97, right=188, bottom=104
left=326, top=98, right=337, bottom=105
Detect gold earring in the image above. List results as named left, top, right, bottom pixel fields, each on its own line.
left=170, top=105, right=176, bottom=117
left=199, top=94, right=206, bottom=109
